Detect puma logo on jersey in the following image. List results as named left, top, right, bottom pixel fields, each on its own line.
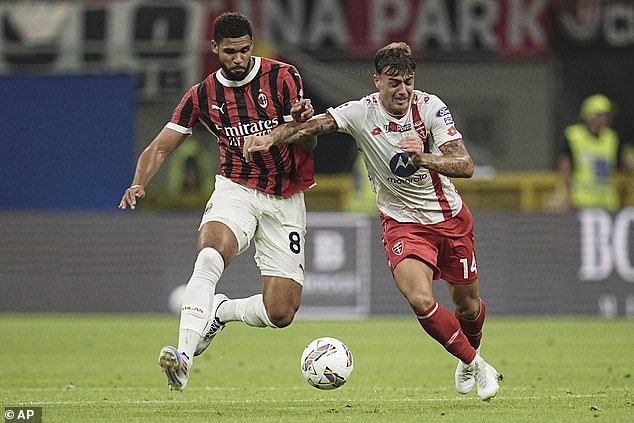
left=212, top=103, right=226, bottom=114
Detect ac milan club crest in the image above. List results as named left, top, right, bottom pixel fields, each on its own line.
left=258, top=91, right=268, bottom=108
left=392, top=240, right=404, bottom=256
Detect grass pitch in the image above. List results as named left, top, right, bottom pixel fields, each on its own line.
left=1, top=314, right=632, bottom=422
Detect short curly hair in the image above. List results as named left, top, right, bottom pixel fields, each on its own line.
left=213, top=12, right=253, bottom=42
left=374, top=42, right=416, bottom=77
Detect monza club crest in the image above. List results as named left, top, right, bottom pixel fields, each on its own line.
left=392, top=240, right=404, bottom=256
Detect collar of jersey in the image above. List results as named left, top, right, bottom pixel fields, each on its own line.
left=378, top=95, right=411, bottom=121
left=216, top=56, right=261, bottom=87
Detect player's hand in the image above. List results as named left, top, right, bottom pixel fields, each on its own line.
left=291, top=99, right=314, bottom=122
left=397, top=136, right=425, bottom=165
left=243, top=134, right=274, bottom=162
left=119, top=184, right=145, bottom=210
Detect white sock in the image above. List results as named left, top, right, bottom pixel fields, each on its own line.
left=469, top=348, right=482, bottom=366
left=178, top=247, right=224, bottom=359
left=177, top=329, right=198, bottom=363
left=217, top=294, right=277, bottom=328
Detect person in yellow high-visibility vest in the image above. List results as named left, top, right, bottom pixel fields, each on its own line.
left=558, top=94, right=632, bottom=211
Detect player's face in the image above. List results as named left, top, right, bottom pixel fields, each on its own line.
left=374, top=72, right=415, bottom=116
left=212, top=35, right=254, bottom=80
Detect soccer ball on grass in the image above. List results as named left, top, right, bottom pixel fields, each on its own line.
left=300, top=337, right=353, bottom=390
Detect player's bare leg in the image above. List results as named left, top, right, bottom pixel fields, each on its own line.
left=394, top=258, right=499, bottom=400
left=213, top=275, right=301, bottom=328
left=261, top=276, right=302, bottom=328
left=197, top=276, right=302, bottom=356
left=393, top=258, right=476, bottom=364
left=447, top=280, right=481, bottom=323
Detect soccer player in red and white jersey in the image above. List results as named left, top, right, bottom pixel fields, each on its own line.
left=119, top=12, right=316, bottom=391
left=244, top=42, right=501, bottom=401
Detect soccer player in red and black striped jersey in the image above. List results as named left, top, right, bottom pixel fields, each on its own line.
left=119, top=12, right=316, bottom=391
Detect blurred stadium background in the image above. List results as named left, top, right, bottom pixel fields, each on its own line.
left=1, top=0, right=633, bottom=319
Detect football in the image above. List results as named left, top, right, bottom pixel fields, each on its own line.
left=300, top=337, right=354, bottom=390
left=167, top=284, right=186, bottom=315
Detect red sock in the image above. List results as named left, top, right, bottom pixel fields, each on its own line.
left=416, top=302, right=476, bottom=364
left=454, top=299, right=486, bottom=350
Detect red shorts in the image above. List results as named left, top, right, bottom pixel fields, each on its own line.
left=380, top=205, right=478, bottom=284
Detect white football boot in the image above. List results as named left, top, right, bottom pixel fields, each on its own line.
left=473, top=355, right=501, bottom=401
left=455, top=347, right=480, bottom=394
left=194, top=293, right=228, bottom=356
left=158, top=346, right=190, bottom=391
left=455, top=361, right=476, bottom=394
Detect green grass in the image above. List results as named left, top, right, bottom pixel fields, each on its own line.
left=1, top=314, right=632, bottom=422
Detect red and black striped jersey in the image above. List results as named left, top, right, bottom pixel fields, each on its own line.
left=166, top=56, right=315, bottom=197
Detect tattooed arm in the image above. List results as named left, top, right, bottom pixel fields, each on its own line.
left=397, top=137, right=474, bottom=178
left=243, top=113, right=338, bottom=161
left=290, top=99, right=318, bottom=153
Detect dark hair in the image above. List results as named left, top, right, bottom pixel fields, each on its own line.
left=213, top=12, right=253, bottom=42
left=374, top=42, right=415, bottom=76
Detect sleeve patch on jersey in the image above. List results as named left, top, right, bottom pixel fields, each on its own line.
left=436, top=107, right=450, bottom=117
left=436, top=107, right=455, bottom=125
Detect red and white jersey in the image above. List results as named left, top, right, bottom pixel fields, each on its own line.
left=327, top=91, right=463, bottom=224
left=167, top=56, right=315, bottom=197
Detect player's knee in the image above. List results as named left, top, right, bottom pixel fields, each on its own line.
left=197, top=247, right=223, bottom=265
left=267, top=307, right=298, bottom=328
left=405, top=291, right=436, bottom=312
left=454, top=297, right=480, bottom=319
left=198, top=224, right=239, bottom=267
left=198, top=244, right=233, bottom=267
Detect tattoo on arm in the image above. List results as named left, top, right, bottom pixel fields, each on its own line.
left=423, top=139, right=474, bottom=178
left=272, top=113, right=338, bottom=145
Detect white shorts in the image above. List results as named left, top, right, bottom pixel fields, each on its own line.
left=200, top=175, right=306, bottom=284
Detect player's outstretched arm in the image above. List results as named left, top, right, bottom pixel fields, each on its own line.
left=119, top=127, right=187, bottom=210
left=242, top=113, right=337, bottom=161
left=397, top=137, right=474, bottom=178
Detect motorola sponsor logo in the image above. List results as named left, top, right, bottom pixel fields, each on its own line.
left=386, top=174, right=428, bottom=185
left=388, top=152, right=427, bottom=184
